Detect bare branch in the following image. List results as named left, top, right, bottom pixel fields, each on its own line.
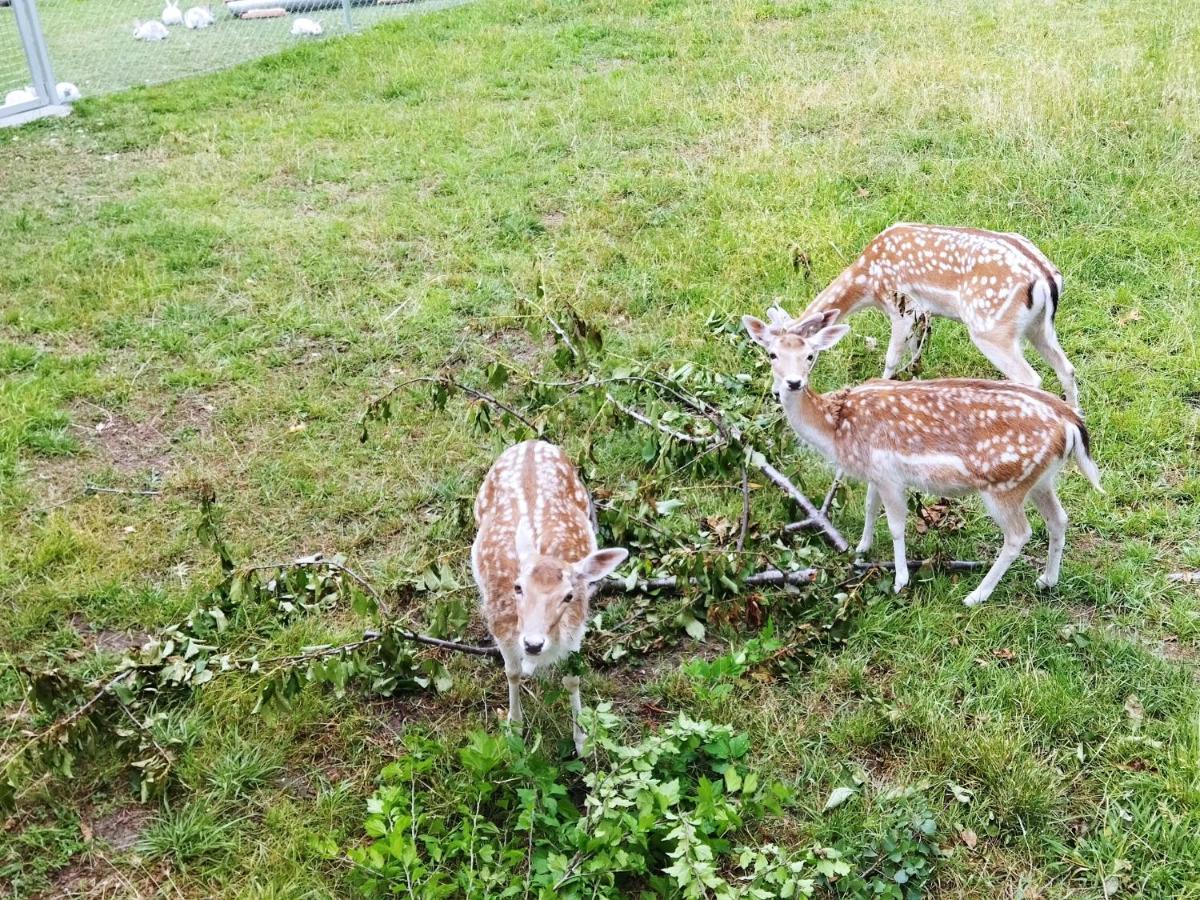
left=600, top=374, right=849, bottom=551
left=750, top=456, right=849, bottom=551
left=1168, top=571, right=1200, bottom=584
left=852, top=558, right=984, bottom=573
left=600, top=567, right=817, bottom=593
left=605, top=394, right=714, bottom=446
left=84, top=485, right=163, bottom=497
left=363, top=375, right=536, bottom=432
left=737, top=463, right=750, bottom=552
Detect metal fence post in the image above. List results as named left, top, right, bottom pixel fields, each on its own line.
left=340, top=0, right=354, bottom=31
left=12, top=0, right=60, bottom=105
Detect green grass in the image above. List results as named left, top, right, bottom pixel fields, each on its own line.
left=2, top=0, right=1200, bottom=895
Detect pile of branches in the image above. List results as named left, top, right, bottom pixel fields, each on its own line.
left=3, top=308, right=977, bottom=813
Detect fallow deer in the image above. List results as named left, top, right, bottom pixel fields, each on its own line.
left=743, top=308, right=1102, bottom=606
left=800, top=223, right=1079, bottom=410
left=471, top=440, right=628, bottom=754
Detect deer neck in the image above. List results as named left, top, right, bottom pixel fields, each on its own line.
left=810, top=265, right=873, bottom=318
left=780, top=386, right=838, bottom=463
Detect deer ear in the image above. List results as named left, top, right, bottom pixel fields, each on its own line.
left=742, top=316, right=772, bottom=348
left=514, top=519, right=536, bottom=563
left=574, top=547, right=629, bottom=583
left=808, top=324, right=850, bottom=352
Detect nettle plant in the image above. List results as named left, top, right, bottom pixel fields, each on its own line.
left=347, top=707, right=940, bottom=899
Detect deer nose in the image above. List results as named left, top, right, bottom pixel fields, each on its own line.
left=523, top=638, right=545, bottom=656
left=786, top=379, right=804, bottom=392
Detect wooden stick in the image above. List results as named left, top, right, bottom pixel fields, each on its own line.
left=750, top=456, right=849, bottom=551
left=1167, top=572, right=1200, bottom=584
left=852, top=558, right=983, bottom=573
left=601, top=567, right=817, bottom=593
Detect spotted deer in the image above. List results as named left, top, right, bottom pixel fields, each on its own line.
left=471, top=440, right=628, bottom=753
left=800, top=223, right=1078, bottom=410
left=743, top=308, right=1102, bottom=606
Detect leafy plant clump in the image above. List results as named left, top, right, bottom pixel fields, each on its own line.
left=347, top=710, right=940, bottom=899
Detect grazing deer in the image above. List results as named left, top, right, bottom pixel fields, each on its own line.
left=743, top=308, right=1102, bottom=606
left=471, top=440, right=628, bottom=753
left=800, top=223, right=1078, bottom=410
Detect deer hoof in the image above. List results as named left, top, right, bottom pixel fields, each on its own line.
left=962, top=589, right=986, bottom=607
left=1035, top=574, right=1058, bottom=590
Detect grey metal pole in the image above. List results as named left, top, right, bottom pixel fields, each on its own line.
left=12, top=0, right=60, bottom=105
left=340, top=0, right=353, bottom=31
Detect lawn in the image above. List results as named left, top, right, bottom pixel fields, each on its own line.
left=2, top=0, right=1199, bottom=896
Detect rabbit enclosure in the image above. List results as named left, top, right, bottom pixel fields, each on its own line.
left=2, top=0, right=1200, bottom=897
left=0, top=0, right=466, bottom=106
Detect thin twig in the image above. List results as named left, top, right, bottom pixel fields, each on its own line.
left=737, top=463, right=750, bottom=552
left=115, top=700, right=173, bottom=767
left=1, top=670, right=134, bottom=777
left=605, top=394, right=712, bottom=446
left=364, top=375, right=536, bottom=432
left=602, top=376, right=848, bottom=551
left=818, top=473, right=841, bottom=517
left=1167, top=572, right=1200, bottom=584
left=600, top=567, right=817, bottom=593
left=84, top=485, right=163, bottom=497
left=852, top=558, right=984, bottom=573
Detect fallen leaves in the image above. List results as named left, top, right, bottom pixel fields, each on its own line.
left=823, top=785, right=857, bottom=811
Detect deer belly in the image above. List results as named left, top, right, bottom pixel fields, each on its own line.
left=874, top=450, right=979, bottom=494
left=896, top=283, right=962, bottom=321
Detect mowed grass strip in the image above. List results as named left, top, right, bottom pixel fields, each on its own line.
left=1, top=0, right=1199, bottom=895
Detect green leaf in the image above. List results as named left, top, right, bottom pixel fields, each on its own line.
left=682, top=615, right=706, bottom=641
left=822, top=786, right=857, bottom=811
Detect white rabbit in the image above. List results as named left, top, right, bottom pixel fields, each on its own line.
left=134, top=19, right=170, bottom=40
left=4, top=86, right=36, bottom=106
left=161, top=1, right=183, bottom=25
left=290, top=16, right=322, bottom=35
left=184, top=5, right=214, bottom=28
left=56, top=82, right=81, bottom=102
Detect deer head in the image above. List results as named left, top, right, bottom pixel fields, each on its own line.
left=743, top=308, right=849, bottom=394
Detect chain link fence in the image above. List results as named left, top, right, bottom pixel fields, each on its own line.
left=2, top=0, right=465, bottom=122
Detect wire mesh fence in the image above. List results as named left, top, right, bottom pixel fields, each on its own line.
left=2, top=4, right=37, bottom=102
left=2, top=0, right=466, bottom=112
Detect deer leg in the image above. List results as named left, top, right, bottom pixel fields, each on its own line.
left=855, top=482, right=882, bottom=557
left=499, top=645, right=524, bottom=728
left=879, top=483, right=910, bottom=593
left=964, top=492, right=1031, bottom=606
left=1028, top=321, right=1079, bottom=411
left=1029, top=481, right=1067, bottom=589
left=882, top=314, right=916, bottom=379
left=973, top=335, right=1041, bottom=389
left=562, top=674, right=585, bottom=755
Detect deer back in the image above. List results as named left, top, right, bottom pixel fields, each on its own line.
left=831, top=379, right=1081, bottom=494
left=471, top=441, right=596, bottom=639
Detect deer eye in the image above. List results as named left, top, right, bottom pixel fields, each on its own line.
left=768, top=352, right=777, bottom=360
left=513, top=583, right=522, bottom=594
left=806, top=354, right=814, bottom=361
left=562, top=591, right=574, bottom=604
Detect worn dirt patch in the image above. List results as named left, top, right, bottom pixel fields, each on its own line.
left=481, top=327, right=553, bottom=368
left=68, top=614, right=150, bottom=656
left=44, top=851, right=168, bottom=899
left=89, top=806, right=154, bottom=853
left=68, top=394, right=215, bottom=479
left=540, top=210, right=566, bottom=230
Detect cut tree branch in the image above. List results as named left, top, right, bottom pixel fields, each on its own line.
left=603, top=381, right=848, bottom=551
left=852, top=558, right=983, bottom=573
left=1168, top=571, right=1200, bottom=584
left=600, top=567, right=817, bottom=593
